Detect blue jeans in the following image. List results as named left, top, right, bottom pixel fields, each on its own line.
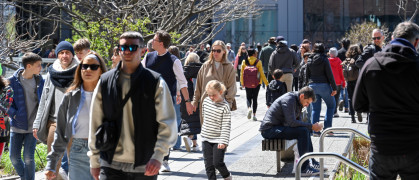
left=173, top=97, right=181, bottom=149
left=9, top=132, right=37, bottom=180
left=309, top=83, right=336, bottom=130
left=339, top=87, right=349, bottom=108
left=69, top=138, right=94, bottom=180
left=61, top=151, right=68, bottom=174
left=369, top=151, right=419, bottom=180
left=261, top=126, right=313, bottom=170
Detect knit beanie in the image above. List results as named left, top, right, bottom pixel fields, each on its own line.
left=55, top=41, right=75, bottom=57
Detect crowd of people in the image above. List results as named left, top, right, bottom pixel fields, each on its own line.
left=0, top=21, right=418, bottom=180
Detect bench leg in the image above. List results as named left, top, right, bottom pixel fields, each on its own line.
left=276, top=150, right=281, bottom=172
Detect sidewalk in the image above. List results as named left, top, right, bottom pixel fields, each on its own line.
left=158, top=82, right=368, bottom=180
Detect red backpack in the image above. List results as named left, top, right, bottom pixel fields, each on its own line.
left=243, top=59, right=260, bottom=88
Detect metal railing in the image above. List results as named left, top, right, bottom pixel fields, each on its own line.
left=319, top=127, right=370, bottom=179
left=295, top=152, right=369, bottom=180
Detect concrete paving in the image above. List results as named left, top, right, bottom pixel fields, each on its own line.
left=30, top=82, right=368, bottom=180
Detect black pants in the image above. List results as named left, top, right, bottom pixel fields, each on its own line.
left=334, top=85, right=342, bottom=114
left=369, top=151, right=419, bottom=180
left=293, top=77, right=299, bottom=91
left=346, top=80, right=356, bottom=116
left=100, top=167, right=157, bottom=180
left=202, top=141, right=230, bottom=179
left=245, top=85, right=261, bottom=113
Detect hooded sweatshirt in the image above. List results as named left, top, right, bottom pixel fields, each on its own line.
left=328, top=57, right=345, bottom=87
left=268, top=44, right=299, bottom=74
left=353, top=38, right=419, bottom=155
left=306, top=53, right=337, bottom=90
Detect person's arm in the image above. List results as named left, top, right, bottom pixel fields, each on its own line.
left=234, top=56, right=239, bottom=69
left=46, top=93, right=70, bottom=173
left=268, top=52, right=276, bottom=76
left=266, top=85, right=271, bottom=106
left=219, top=105, right=231, bottom=146
left=146, top=78, right=177, bottom=175
left=173, top=59, right=193, bottom=114
left=338, top=60, right=346, bottom=88
left=257, top=61, right=269, bottom=86
left=88, top=82, right=104, bottom=169
left=355, top=46, right=373, bottom=69
left=224, top=65, right=237, bottom=107
left=240, top=60, right=245, bottom=86
left=353, top=66, right=369, bottom=113
left=33, top=75, right=50, bottom=139
left=192, top=65, right=204, bottom=109
left=281, top=98, right=312, bottom=129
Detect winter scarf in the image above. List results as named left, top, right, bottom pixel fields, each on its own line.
left=48, top=58, right=79, bottom=88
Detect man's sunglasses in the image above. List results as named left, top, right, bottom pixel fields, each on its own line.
left=81, top=64, right=100, bottom=71
left=212, top=49, right=222, bottom=53
left=118, top=44, right=140, bottom=52
left=372, top=37, right=381, bottom=40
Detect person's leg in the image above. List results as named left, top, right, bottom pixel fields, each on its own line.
left=172, top=96, right=181, bottom=149
left=280, top=73, right=293, bottom=92
left=212, top=143, right=230, bottom=178
left=252, top=85, right=261, bottom=115
left=334, top=85, right=341, bottom=114
left=293, top=77, right=299, bottom=91
left=47, top=122, right=63, bottom=176
left=202, top=141, right=216, bottom=180
left=321, top=85, right=336, bottom=129
left=309, top=84, right=322, bottom=126
left=9, top=132, right=25, bottom=178
left=245, top=87, right=253, bottom=109
left=347, top=81, right=356, bottom=122
left=398, top=152, right=419, bottom=180
left=22, top=133, right=37, bottom=180
left=369, top=151, right=398, bottom=180
left=343, top=87, right=349, bottom=110
left=69, top=139, right=95, bottom=180
left=100, top=167, right=127, bottom=180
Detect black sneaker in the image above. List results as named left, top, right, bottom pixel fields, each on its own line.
left=301, top=166, right=320, bottom=176
left=311, top=159, right=328, bottom=171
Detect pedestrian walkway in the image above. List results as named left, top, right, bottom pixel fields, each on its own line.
left=159, top=82, right=368, bottom=180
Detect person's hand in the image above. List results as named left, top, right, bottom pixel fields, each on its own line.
left=186, top=102, right=193, bottom=115
left=90, top=167, right=100, bottom=180
left=45, top=170, right=56, bottom=180
left=312, top=123, right=322, bottom=132
left=331, top=90, right=337, bottom=96
left=33, top=129, right=38, bottom=140
left=218, top=144, right=226, bottom=149
left=176, top=95, right=181, bottom=104
left=267, top=106, right=270, bottom=109
left=144, top=159, right=161, bottom=176
left=191, top=102, right=197, bottom=112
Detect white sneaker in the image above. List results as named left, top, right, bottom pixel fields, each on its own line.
left=247, top=109, right=252, bottom=119
left=252, top=116, right=257, bottom=121
left=224, top=173, right=233, bottom=180
left=192, top=144, right=200, bottom=152
left=183, top=136, right=192, bottom=152
left=161, top=160, right=171, bottom=172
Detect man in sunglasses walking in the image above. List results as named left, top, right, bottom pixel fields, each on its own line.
left=141, top=30, right=192, bottom=172
left=89, top=31, right=177, bottom=179
left=356, top=29, right=384, bottom=69
left=33, top=41, right=79, bottom=179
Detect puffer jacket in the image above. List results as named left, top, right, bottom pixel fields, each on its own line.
left=265, top=80, right=287, bottom=106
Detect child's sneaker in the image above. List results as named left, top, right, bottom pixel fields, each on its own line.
left=301, top=166, right=320, bottom=176
left=192, top=144, right=200, bottom=152
left=247, top=109, right=252, bottom=119
left=183, top=136, right=192, bottom=152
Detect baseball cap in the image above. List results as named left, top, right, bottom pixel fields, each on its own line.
left=226, top=43, right=231, bottom=47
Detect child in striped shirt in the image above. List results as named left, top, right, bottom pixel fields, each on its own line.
left=201, top=80, right=232, bottom=180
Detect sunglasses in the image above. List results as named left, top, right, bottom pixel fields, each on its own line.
left=118, top=44, right=140, bottom=52
left=212, top=49, right=223, bottom=53
left=372, top=37, right=381, bottom=40
left=81, top=64, right=100, bottom=71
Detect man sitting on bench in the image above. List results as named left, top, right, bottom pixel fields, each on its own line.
left=259, top=86, right=323, bottom=175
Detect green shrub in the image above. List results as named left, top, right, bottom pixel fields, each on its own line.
left=0, top=143, right=48, bottom=175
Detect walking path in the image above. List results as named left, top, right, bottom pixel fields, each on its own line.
left=31, top=82, right=368, bottom=180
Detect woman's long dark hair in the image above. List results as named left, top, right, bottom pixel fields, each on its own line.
left=66, top=52, right=107, bottom=93
left=313, top=43, right=325, bottom=54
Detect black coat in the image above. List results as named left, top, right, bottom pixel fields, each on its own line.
left=306, top=53, right=337, bottom=90
left=353, top=40, right=419, bottom=155
left=180, top=63, right=202, bottom=135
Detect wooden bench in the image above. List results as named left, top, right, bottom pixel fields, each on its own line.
left=262, top=139, right=285, bottom=172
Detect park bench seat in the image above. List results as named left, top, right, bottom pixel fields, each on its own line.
left=262, top=139, right=285, bottom=172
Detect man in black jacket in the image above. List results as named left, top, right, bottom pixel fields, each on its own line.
left=260, top=87, right=322, bottom=176
left=355, top=29, right=383, bottom=69
left=353, top=21, right=419, bottom=179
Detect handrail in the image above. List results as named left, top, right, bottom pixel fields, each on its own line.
left=295, top=152, right=369, bottom=180
left=319, top=127, right=370, bottom=179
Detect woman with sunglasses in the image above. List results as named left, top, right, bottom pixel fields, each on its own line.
left=192, top=40, right=237, bottom=124
left=45, top=52, right=107, bottom=180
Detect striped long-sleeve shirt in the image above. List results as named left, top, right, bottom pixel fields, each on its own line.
left=200, top=97, right=231, bottom=145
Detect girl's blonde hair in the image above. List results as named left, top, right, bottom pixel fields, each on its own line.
left=205, top=80, right=226, bottom=94
left=207, top=40, right=227, bottom=64
left=184, top=52, right=200, bottom=66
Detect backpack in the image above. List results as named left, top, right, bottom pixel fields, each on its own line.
left=243, top=59, right=260, bottom=88
left=342, top=58, right=359, bottom=81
